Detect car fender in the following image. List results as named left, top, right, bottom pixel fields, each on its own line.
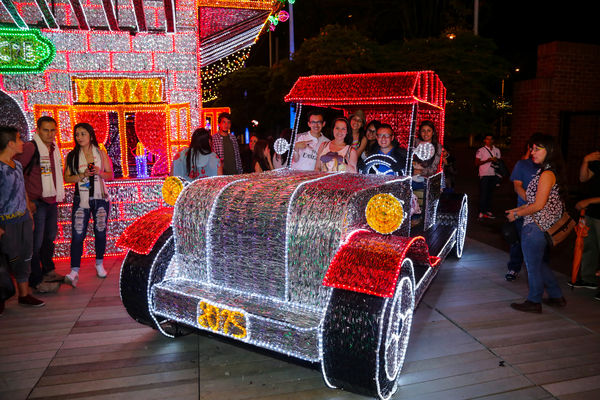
left=322, top=229, right=440, bottom=298
left=116, top=207, right=174, bottom=255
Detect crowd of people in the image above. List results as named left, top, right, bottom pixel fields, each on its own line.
left=172, top=111, right=455, bottom=184
left=1, top=117, right=114, bottom=315
left=475, top=131, right=600, bottom=311
left=3, top=110, right=598, bottom=316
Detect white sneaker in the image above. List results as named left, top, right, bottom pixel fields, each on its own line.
left=95, top=261, right=107, bottom=278
left=64, top=270, right=79, bottom=288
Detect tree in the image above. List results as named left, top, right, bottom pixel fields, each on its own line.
left=292, top=24, right=379, bottom=75
left=211, top=26, right=511, bottom=140
left=380, top=30, right=511, bottom=138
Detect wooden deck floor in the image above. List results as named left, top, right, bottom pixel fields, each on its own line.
left=1, top=238, right=599, bottom=400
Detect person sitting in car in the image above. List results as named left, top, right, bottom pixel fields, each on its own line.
left=359, top=124, right=407, bottom=175
left=314, top=118, right=358, bottom=173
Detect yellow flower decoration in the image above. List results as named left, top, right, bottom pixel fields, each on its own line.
left=162, top=176, right=184, bottom=206
left=365, top=193, right=404, bottom=234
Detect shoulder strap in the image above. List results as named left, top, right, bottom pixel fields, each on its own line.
left=483, top=146, right=494, bottom=158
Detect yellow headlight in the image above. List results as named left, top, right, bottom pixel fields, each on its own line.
left=162, top=176, right=184, bottom=206
left=365, top=193, right=404, bottom=234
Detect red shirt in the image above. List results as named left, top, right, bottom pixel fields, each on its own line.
left=14, top=141, right=58, bottom=204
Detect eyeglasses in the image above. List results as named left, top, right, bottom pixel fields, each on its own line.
left=308, top=120, right=323, bottom=125
left=377, top=134, right=392, bottom=139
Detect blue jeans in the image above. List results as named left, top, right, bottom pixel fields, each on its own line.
left=521, top=223, right=563, bottom=303
left=28, top=201, right=58, bottom=287
left=70, top=197, right=110, bottom=271
left=507, top=218, right=524, bottom=273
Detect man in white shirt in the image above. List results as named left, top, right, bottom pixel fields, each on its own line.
left=291, top=111, right=329, bottom=171
left=475, top=135, right=501, bottom=219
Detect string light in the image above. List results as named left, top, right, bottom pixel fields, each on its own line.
left=116, top=206, right=174, bottom=255
left=201, top=48, right=251, bottom=103
left=120, top=170, right=466, bottom=399
left=366, top=194, right=404, bottom=234
left=0, top=27, right=56, bottom=74
left=54, top=178, right=167, bottom=260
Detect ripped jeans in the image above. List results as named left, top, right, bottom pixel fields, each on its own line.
left=69, top=197, right=110, bottom=271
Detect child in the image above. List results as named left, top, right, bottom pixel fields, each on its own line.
left=0, top=126, right=44, bottom=314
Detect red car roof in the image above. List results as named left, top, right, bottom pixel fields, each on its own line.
left=284, top=71, right=446, bottom=110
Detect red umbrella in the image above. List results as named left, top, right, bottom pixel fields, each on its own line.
left=572, top=209, right=589, bottom=285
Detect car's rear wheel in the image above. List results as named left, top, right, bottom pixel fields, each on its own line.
left=119, top=227, right=189, bottom=337
left=321, top=259, right=415, bottom=400
left=437, top=193, right=468, bottom=258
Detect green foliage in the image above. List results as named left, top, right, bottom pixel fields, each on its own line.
left=292, top=25, right=379, bottom=74
left=210, top=26, right=511, bottom=140
left=380, top=31, right=511, bottom=137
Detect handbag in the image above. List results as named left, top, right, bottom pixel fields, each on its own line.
left=544, top=211, right=576, bottom=247
left=484, top=147, right=508, bottom=178
left=536, top=211, right=576, bottom=247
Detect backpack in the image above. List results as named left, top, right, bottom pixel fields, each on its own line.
left=22, top=140, right=39, bottom=176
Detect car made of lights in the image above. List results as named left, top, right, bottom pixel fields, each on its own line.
left=118, top=72, right=468, bottom=399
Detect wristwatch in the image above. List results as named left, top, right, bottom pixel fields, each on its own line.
left=513, top=212, right=520, bottom=219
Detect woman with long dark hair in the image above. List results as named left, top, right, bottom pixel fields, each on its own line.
left=315, top=118, right=358, bottom=173
left=506, top=134, right=567, bottom=313
left=253, top=139, right=274, bottom=172
left=362, top=120, right=381, bottom=159
left=63, top=123, right=113, bottom=287
left=349, top=110, right=367, bottom=159
left=172, top=128, right=222, bottom=180
left=413, top=120, right=442, bottom=177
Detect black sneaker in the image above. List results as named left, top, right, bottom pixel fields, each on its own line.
left=18, top=294, right=45, bottom=307
left=505, top=270, right=518, bottom=281
left=566, top=279, right=598, bottom=290
left=594, top=291, right=600, bottom=301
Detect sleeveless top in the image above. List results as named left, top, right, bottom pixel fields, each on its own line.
left=318, top=142, right=351, bottom=172
left=523, top=170, right=563, bottom=230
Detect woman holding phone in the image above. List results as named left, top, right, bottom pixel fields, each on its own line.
left=63, top=123, right=114, bottom=287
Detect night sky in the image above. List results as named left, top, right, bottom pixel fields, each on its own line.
left=251, top=1, right=598, bottom=80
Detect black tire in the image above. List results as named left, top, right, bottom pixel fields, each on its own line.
left=119, top=227, right=189, bottom=336
left=321, top=259, right=415, bottom=399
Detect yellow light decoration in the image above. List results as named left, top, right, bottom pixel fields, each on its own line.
left=197, top=0, right=275, bottom=10
left=162, top=176, right=184, bottom=206
left=72, top=77, right=165, bottom=104
left=136, top=142, right=145, bottom=156
left=365, top=193, right=404, bottom=234
left=33, top=103, right=190, bottom=178
left=198, top=301, right=247, bottom=338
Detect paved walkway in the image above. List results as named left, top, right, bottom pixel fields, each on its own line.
left=1, top=237, right=599, bottom=400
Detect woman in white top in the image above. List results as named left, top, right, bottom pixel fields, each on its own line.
left=315, top=118, right=357, bottom=173
left=63, top=123, right=114, bottom=287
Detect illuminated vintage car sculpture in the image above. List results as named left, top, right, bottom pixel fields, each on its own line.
left=118, top=72, right=468, bottom=399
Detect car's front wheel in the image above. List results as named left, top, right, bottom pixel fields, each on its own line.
left=119, top=228, right=189, bottom=337
left=321, top=258, right=415, bottom=400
